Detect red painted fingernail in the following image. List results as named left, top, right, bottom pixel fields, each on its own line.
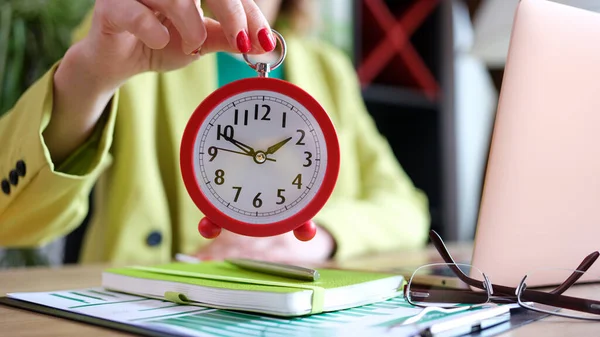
left=190, top=46, right=202, bottom=56
left=236, top=30, right=252, bottom=53
left=258, top=28, right=275, bottom=52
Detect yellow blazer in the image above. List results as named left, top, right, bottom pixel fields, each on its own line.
left=0, top=24, right=430, bottom=264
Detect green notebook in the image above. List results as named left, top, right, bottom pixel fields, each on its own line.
left=101, top=261, right=405, bottom=317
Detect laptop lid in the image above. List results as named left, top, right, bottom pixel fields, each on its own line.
left=471, top=0, right=600, bottom=288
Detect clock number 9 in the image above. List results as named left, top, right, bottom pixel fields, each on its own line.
left=208, top=146, right=218, bottom=161
left=214, top=169, right=225, bottom=185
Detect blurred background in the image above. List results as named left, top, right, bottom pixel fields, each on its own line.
left=1, top=0, right=597, bottom=267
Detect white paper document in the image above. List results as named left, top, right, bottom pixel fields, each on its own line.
left=6, top=287, right=512, bottom=337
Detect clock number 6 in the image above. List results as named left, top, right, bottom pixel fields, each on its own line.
left=253, top=193, right=263, bottom=208
left=214, top=169, right=225, bottom=185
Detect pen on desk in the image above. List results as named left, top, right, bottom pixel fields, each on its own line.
left=406, top=304, right=514, bottom=337
left=174, top=254, right=320, bottom=281
left=225, top=258, right=320, bottom=282
left=175, top=254, right=203, bottom=263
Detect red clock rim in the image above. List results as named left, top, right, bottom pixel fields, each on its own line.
left=180, top=77, right=340, bottom=237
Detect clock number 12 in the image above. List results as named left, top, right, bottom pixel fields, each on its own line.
left=254, top=104, right=271, bottom=121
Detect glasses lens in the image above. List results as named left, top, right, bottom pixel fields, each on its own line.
left=517, top=268, right=600, bottom=320
left=406, top=263, right=489, bottom=308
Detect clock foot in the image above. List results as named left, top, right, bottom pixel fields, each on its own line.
left=198, top=217, right=222, bottom=239
left=293, top=220, right=316, bottom=241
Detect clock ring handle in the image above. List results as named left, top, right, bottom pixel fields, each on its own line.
left=242, top=29, right=287, bottom=77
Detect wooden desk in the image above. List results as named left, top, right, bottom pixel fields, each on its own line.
left=0, top=263, right=128, bottom=337
left=1, top=245, right=599, bottom=337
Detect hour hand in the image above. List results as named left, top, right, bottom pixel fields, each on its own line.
left=224, top=136, right=255, bottom=155
left=265, top=137, right=293, bottom=155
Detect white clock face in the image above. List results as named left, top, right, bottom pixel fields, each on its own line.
left=193, top=90, right=328, bottom=224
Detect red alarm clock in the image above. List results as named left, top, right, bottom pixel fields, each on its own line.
left=180, top=30, right=340, bottom=241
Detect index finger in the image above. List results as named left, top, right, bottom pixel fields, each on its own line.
left=204, top=0, right=252, bottom=53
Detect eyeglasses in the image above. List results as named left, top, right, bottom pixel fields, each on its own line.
left=404, top=230, right=600, bottom=320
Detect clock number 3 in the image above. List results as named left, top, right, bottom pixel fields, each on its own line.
left=303, top=151, right=312, bottom=167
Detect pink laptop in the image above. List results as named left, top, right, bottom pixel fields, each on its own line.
left=471, top=0, right=600, bottom=287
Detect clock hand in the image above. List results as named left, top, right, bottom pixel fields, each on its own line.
left=211, top=147, right=252, bottom=157
left=224, top=135, right=256, bottom=155
left=211, top=146, right=275, bottom=162
left=265, top=137, right=293, bottom=155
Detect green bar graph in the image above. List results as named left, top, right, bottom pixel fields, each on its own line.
left=50, top=293, right=87, bottom=303
left=69, top=292, right=106, bottom=301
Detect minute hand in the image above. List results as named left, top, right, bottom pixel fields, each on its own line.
left=265, top=137, right=293, bottom=155
left=224, top=136, right=255, bottom=155
left=213, top=147, right=275, bottom=162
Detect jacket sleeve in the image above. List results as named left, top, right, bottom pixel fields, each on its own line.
left=0, top=61, right=118, bottom=247
left=312, top=45, right=431, bottom=261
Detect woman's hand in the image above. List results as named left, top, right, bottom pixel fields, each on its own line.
left=82, top=0, right=277, bottom=88
left=194, top=227, right=336, bottom=264
left=46, top=0, right=276, bottom=165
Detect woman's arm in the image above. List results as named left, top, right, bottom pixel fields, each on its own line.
left=0, top=61, right=118, bottom=246
left=45, top=0, right=277, bottom=166
left=43, top=41, right=118, bottom=165
left=0, top=0, right=278, bottom=247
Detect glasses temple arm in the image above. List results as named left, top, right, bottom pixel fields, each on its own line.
left=429, top=230, right=485, bottom=289
left=520, top=287, right=600, bottom=314
left=549, top=251, right=599, bottom=295
left=429, top=230, right=599, bottom=297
